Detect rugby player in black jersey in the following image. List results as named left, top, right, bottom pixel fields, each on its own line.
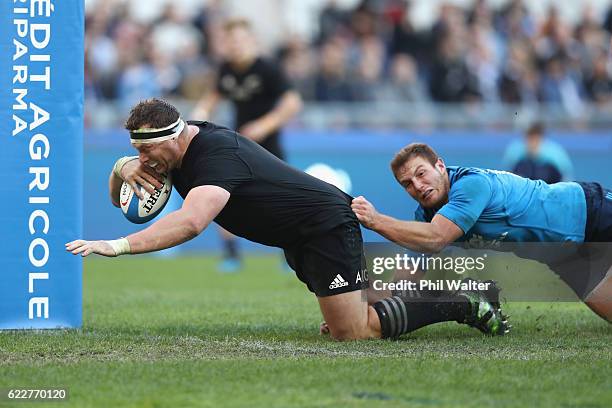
left=192, top=18, right=302, bottom=271
left=67, top=99, right=509, bottom=340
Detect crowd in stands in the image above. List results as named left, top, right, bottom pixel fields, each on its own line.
left=85, top=0, right=612, bottom=120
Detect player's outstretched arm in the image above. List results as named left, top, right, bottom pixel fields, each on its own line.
left=351, top=196, right=463, bottom=253
left=67, top=185, right=230, bottom=257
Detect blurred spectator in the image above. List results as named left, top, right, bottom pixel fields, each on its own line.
left=279, top=35, right=317, bottom=101
left=83, top=0, right=612, bottom=128
left=503, top=122, right=574, bottom=184
left=573, top=5, right=606, bottom=75
left=429, top=33, right=481, bottom=103
left=604, top=5, right=612, bottom=35
left=315, top=37, right=355, bottom=101
left=466, top=19, right=501, bottom=102
left=430, top=3, right=467, bottom=50
left=495, top=0, right=535, bottom=41
left=193, top=18, right=302, bottom=158
left=535, top=6, right=573, bottom=62
left=117, top=49, right=161, bottom=112
left=176, top=36, right=213, bottom=101
left=349, top=1, right=381, bottom=40
left=376, top=53, right=428, bottom=103
left=85, top=3, right=121, bottom=101
left=539, top=53, right=587, bottom=118
left=584, top=51, right=612, bottom=105
left=387, top=0, right=425, bottom=60
left=86, top=7, right=118, bottom=81
left=498, top=40, right=539, bottom=105
left=150, top=4, right=202, bottom=62
left=317, top=0, right=349, bottom=44
left=350, top=36, right=386, bottom=101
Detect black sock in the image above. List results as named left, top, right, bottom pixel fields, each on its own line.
left=373, top=295, right=469, bottom=339
left=223, top=239, right=239, bottom=260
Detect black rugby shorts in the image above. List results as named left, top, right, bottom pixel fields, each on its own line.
left=284, top=220, right=369, bottom=297
left=547, top=182, right=612, bottom=298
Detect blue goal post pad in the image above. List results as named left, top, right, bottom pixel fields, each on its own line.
left=0, top=0, right=84, bottom=329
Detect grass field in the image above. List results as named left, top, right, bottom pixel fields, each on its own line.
left=1, top=254, right=610, bottom=408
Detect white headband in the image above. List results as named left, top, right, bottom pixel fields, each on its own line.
left=130, top=118, right=185, bottom=144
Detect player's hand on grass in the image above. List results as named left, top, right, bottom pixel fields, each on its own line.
left=351, top=196, right=380, bottom=230
left=320, top=321, right=330, bottom=335
left=65, top=240, right=117, bottom=257
left=121, top=159, right=164, bottom=199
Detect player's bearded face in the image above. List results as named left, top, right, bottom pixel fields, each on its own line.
left=397, top=157, right=449, bottom=209
left=134, top=141, right=177, bottom=174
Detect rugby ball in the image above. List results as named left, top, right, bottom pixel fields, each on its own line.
left=119, top=174, right=172, bottom=224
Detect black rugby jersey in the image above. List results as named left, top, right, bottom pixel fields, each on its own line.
left=171, top=121, right=355, bottom=248
left=216, top=57, right=291, bottom=156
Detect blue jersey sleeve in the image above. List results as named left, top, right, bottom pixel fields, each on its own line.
left=437, top=173, right=493, bottom=233
left=415, top=206, right=426, bottom=222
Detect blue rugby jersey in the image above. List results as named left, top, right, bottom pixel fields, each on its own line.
left=415, top=166, right=587, bottom=243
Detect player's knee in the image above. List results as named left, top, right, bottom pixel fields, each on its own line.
left=585, top=300, right=612, bottom=322
left=327, top=322, right=370, bottom=341
left=329, top=328, right=360, bottom=341
left=585, top=276, right=612, bottom=322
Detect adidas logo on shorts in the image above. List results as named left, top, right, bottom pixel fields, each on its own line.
left=329, top=274, right=349, bottom=290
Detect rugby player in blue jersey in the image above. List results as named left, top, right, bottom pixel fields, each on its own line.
left=67, top=100, right=510, bottom=341
left=352, top=143, right=611, bottom=322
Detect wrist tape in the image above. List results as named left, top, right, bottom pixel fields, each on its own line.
left=107, top=238, right=131, bottom=256
left=112, top=156, right=139, bottom=180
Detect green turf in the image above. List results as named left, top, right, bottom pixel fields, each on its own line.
left=0, top=255, right=610, bottom=408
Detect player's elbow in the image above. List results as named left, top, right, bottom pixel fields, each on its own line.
left=414, top=240, right=441, bottom=254
left=428, top=240, right=446, bottom=254
left=423, top=221, right=458, bottom=253
left=183, top=214, right=208, bottom=237
left=423, top=235, right=448, bottom=254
